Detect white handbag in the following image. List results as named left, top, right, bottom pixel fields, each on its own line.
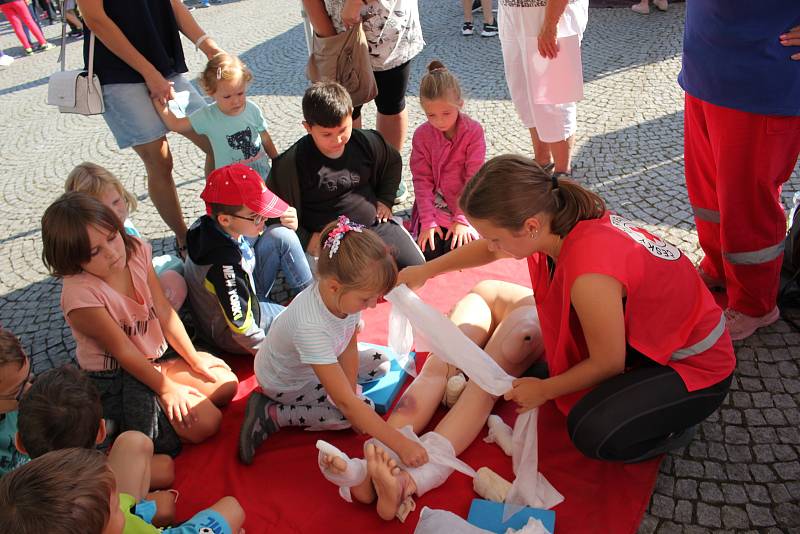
left=47, top=23, right=104, bottom=115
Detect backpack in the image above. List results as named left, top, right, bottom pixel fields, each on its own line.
left=778, top=193, right=800, bottom=330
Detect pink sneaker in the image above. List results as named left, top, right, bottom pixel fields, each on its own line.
left=724, top=307, right=780, bottom=341
left=697, top=266, right=725, bottom=292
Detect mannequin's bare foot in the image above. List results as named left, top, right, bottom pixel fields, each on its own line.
left=365, top=443, right=416, bottom=521
left=321, top=454, right=376, bottom=504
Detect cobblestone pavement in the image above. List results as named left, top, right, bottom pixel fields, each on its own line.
left=1, top=2, right=798, bottom=532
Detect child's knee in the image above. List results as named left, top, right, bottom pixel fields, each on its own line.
left=149, top=491, right=177, bottom=527
left=115, top=430, right=155, bottom=457
left=180, top=407, right=222, bottom=444
left=212, top=372, right=239, bottom=406
left=150, top=454, right=175, bottom=489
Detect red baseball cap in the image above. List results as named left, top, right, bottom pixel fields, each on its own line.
left=201, top=164, right=289, bottom=218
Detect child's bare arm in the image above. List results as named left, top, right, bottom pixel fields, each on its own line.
left=260, top=130, right=278, bottom=159
left=150, top=96, right=194, bottom=135
left=313, top=363, right=429, bottom=467
left=339, top=330, right=359, bottom=393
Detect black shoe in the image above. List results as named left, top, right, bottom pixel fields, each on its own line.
left=481, top=21, right=498, bottom=37
left=471, top=0, right=481, bottom=13
left=461, top=21, right=474, bottom=36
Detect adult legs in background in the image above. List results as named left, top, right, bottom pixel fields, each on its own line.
left=373, top=60, right=413, bottom=152
left=684, top=93, right=800, bottom=339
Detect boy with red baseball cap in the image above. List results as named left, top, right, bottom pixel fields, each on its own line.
left=184, top=164, right=313, bottom=355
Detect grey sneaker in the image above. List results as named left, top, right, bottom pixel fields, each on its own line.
left=238, top=392, right=279, bottom=465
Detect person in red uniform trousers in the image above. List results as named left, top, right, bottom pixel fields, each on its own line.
left=680, top=1, right=800, bottom=340
left=400, top=155, right=735, bottom=461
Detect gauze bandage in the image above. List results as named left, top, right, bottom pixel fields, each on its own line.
left=474, top=467, right=513, bottom=503
left=443, top=373, right=467, bottom=408
left=484, top=414, right=513, bottom=456
left=385, top=286, right=563, bottom=517
left=386, top=285, right=513, bottom=396
left=316, top=440, right=367, bottom=503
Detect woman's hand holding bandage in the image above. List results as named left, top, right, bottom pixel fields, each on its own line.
left=504, top=377, right=550, bottom=413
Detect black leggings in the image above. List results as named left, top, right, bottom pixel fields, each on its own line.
left=567, top=364, right=731, bottom=463
left=352, top=60, right=412, bottom=119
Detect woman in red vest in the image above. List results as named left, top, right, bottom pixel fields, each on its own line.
left=400, top=154, right=734, bottom=461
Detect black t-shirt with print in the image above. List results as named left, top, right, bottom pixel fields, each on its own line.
left=84, top=0, right=187, bottom=85
left=296, top=133, right=378, bottom=232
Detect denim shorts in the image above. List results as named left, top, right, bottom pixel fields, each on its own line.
left=101, top=73, right=207, bottom=150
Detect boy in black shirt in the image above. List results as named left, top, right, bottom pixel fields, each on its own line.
left=268, top=82, right=424, bottom=268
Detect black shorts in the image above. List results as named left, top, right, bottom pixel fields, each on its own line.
left=353, top=60, right=412, bottom=119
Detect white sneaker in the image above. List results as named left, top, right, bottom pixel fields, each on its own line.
left=0, top=54, right=14, bottom=67
left=724, top=306, right=780, bottom=341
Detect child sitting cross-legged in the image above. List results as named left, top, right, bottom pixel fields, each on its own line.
left=267, top=81, right=425, bottom=269
left=183, top=163, right=313, bottom=356
left=41, top=192, right=239, bottom=456
left=15, top=365, right=176, bottom=527
left=0, top=447, right=245, bottom=534
left=0, top=329, right=31, bottom=477
left=238, top=217, right=429, bottom=468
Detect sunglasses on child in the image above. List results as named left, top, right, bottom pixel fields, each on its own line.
left=229, top=213, right=266, bottom=226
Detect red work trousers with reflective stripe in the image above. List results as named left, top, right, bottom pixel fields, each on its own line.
left=684, top=93, right=800, bottom=316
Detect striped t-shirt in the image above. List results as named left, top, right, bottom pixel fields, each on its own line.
left=254, top=282, right=360, bottom=395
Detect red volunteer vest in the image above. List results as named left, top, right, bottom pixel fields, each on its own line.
left=528, top=213, right=735, bottom=414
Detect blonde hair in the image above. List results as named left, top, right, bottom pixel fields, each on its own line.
left=65, top=162, right=138, bottom=214
left=199, top=53, right=253, bottom=95
left=460, top=155, right=606, bottom=237
left=0, top=448, right=115, bottom=534
left=419, top=60, right=462, bottom=106
left=316, top=221, right=398, bottom=296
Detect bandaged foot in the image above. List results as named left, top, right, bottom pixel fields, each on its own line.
left=484, top=415, right=513, bottom=456
left=316, top=440, right=368, bottom=503
left=365, top=443, right=417, bottom=522
left=474, top=467, right=512, bottom=503
left=442, top=372, right=467, bottom=408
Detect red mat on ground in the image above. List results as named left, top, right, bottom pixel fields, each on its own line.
left=171, top=260, right=660, bottom=533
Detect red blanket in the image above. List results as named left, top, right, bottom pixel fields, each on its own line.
left=172, top=260, right=660, bottom=533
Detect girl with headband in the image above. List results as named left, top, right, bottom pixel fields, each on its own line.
left=239, top=217, right=428, bottom=470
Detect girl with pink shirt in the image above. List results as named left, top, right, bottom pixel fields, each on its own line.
left=410, top=60, right=486, bottom=261
left=41, top=192, right=238, bottom=455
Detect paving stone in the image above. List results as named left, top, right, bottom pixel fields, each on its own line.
left=675, top=479, right=698, bottom=500
left=721, top=506, right=749, bottom=530
left=673, top=500, right=693, bottom=524
left=696, top=503, right=722, bottom=528
left=745, top=504, right=777, bottom=527
left=650, top=494, right=675, bottom=520
left=720, top=483, right=747, bottom=505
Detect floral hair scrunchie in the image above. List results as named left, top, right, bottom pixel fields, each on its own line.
left=324, top=215, right=365, bottom=258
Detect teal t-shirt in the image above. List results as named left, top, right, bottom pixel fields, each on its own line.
left=189, top=100, right=271, bottom=179
left=0, top=411, right=29, bottom=476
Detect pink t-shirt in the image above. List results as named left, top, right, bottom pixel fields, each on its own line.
left=61, top=238, right=168, bottom=372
